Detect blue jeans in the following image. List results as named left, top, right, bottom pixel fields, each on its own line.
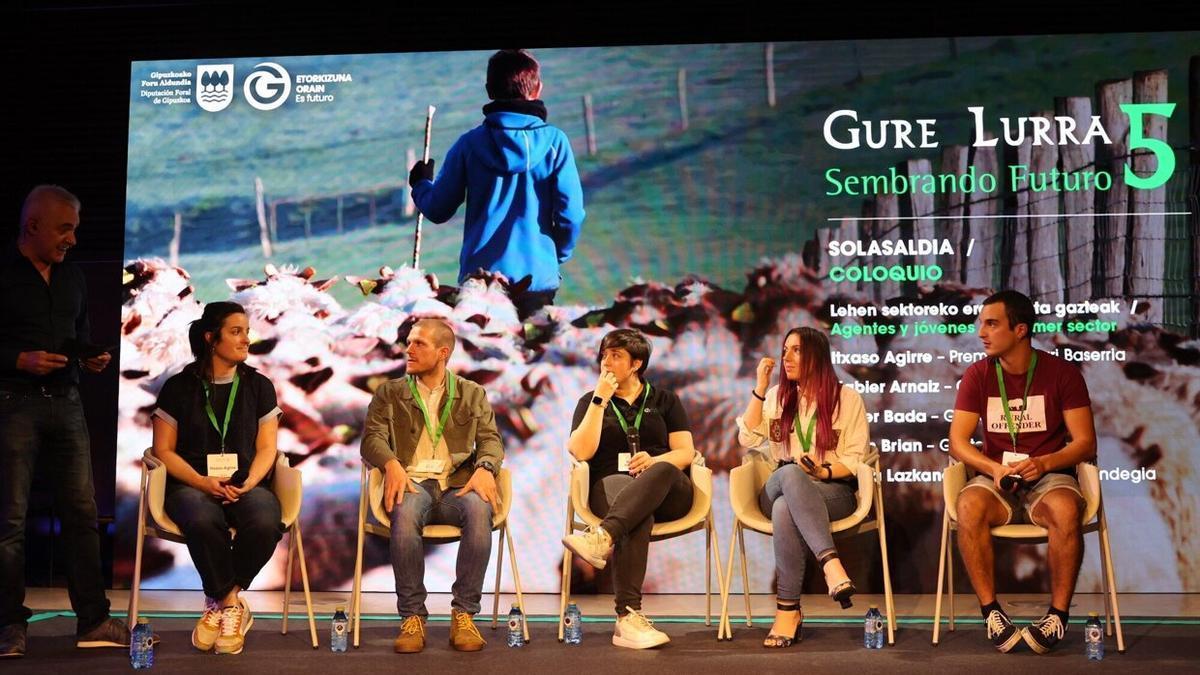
left=389, top=479, right=493, bottom=617
left=758, top=463, right=856, bottom=601
left=163, top=484, right=283, bottom=600
left=0, top=388, right=110, bottom=633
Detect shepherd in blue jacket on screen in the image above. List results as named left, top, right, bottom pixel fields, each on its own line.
left=409, top=48, right=586, bottom=321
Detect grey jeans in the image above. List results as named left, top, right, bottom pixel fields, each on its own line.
left=389, top=479, right=493, bottom=617
left=758, top=463, right=856, bottom=602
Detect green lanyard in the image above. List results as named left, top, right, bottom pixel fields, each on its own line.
left=202, top=372, right=240, bottom=454
left=794, top=411, right=817, bottom=454
left=995, top=350, right=1038, bottom=452
left=611, top=382, right=651, bottom=432
left=409, top=373, right=456, bottom=451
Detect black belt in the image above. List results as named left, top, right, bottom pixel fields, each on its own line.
left=0, top=382, right=75, bottom=397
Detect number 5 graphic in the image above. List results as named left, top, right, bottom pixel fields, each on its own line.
left=1120, top=103, right=1176, bottom=189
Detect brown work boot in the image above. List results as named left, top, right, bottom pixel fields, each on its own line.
left=393, top=616, right=425, bottom=654
left=449, top=609, right=486, bottom=652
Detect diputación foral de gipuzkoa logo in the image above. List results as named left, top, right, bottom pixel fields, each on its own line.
left=196, top=64, right=234, bottom=112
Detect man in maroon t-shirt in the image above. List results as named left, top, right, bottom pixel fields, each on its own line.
left=949, top=290, right=1096, bottom=655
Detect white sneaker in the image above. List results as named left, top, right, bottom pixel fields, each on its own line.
left=562, top=525, right=614, bottom=570
left=612, top=607, right=670, bottom=649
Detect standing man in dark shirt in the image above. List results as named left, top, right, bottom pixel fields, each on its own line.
left=0, top=185, right=129, bottom=658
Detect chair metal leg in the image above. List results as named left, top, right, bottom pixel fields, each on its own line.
left=282, top=525, right=296, bottom=634
left=875, top=480, right=896, bottom=645
left=932, top=510, right=950, bottom=645
left=1097, top=506, right=1125, bottom=653
left=351, top=466, right=369, bottom=648
left=708, top=513, right=726, bottom=635
left=1098, top=523, right=1113, bottom=635
left=558, top=503, right=575, bottom=642
left=128, top=469, right=150, bottom=626
left=293, top=522, right=319, bottom=648
left=947, top=528, right=956, bottom=632
left=505, top=526, right=530, bottom=642
left=492, top=525, right=506, bottom=630
left=738, top=524, right=752, bottom=627
left=705, top=518, right=712, bottom=626
left=718, top=521, right=740, bottom=640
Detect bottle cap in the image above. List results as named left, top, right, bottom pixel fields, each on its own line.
left=511, top=603, right=520, bottom=610
left=1089, top=611, right=1099, bottom=617
left=137, top=617, right=150, bottom=624
left=869, top=604, right=879, bottom=609
left=336, top=605, right=346, bottom=612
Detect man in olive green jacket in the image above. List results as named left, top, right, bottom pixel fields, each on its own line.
left=360, top=318, right=504, bottom=654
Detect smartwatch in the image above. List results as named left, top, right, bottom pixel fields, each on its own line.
left=591, top=394, right=607, bottom=408
left=476, top=460, right=499, bottom=477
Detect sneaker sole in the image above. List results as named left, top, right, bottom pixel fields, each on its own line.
left=1020, top=627, right=1053, bottom=654
left=0, top=652, right=25, bottom=658
left=562, top=537, right=608, bottom=570
left=994, top=629, right=1023, bottom=653
left=213, top=641, right=245, bottom=655
left=612, top=633, right=670, bottom=649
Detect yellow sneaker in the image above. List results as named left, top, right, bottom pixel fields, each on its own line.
left=191, top=598, right=221, bottom=651
left=213, top=597, right=253, bottom=655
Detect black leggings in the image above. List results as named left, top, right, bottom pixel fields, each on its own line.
left=589, top=462, right=693, bottom=615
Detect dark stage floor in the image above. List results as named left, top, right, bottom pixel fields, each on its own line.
left=9, top=615, right=1199, bottom=673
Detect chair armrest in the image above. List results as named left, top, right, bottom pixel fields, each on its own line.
left=271, top=453, right=303, bottom=527
left=142, top=449, right=175, bottom=533
left=1076, top=462, right=1101, bottom=525
left=853, top=456, right=875, bottom=513
left=568, top=457, right=594, bottom=523
left=943, top=461, right=968, bottom=522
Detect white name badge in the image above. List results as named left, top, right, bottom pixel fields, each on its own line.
left=617, top=453, right=632, bottom=473
left=415, top=458, right=446, bottom=474
left=1001, top=451, right=1030, bottom=466
left=207, top=453, right=238, bottom=479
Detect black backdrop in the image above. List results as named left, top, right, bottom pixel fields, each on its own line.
left=2, top=0, right=1192, bottom=587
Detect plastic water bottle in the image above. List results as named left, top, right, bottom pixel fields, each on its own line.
left=507, top=604, right=526, bottom=647
left=863, top=605, right=883, bottom=649
left=1085, top=612, right=1104, bottom=661
left=330, top=605, right=348, bottom=652
left=130, top=618, right=154, bottom=669
left=564, top=602, right=583, bottom=644
left=873, top=608, right=885, bottom=649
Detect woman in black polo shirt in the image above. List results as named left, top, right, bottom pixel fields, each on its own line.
left=150, top=301, right=283, bottom=656
left=562, top=328, right=698, bottom=650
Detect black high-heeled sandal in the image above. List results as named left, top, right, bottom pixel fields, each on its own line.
left=762, top=602, right=803, bottom=648
left=818, top=550, right=857, bottom=610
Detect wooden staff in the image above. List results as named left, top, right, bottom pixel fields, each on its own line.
left=412, top=105, right=436, bottom=269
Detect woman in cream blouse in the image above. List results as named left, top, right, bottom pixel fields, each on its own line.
left=736, top=327, right=870, bottom=648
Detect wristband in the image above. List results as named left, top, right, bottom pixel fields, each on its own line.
left=751, top=388, right=765, bottom=401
